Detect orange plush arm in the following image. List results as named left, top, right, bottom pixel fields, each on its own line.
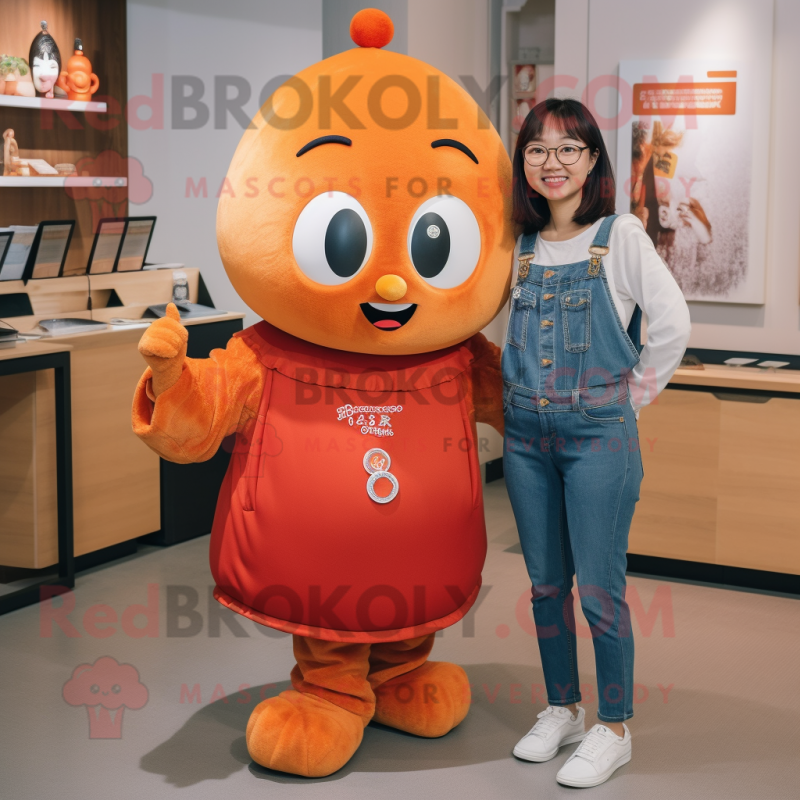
left=466, top=333, right=504, bottom=436
left=132, top=332, right=266, bottom=464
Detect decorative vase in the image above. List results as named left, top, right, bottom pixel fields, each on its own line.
left=56, top=39, right=99, bottom=101
left=15, top=70, right=36, bottom=97
left=0, top=54, right=31, bottom=97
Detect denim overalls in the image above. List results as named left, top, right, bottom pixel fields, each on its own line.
left=501, top=215, right=644, bottom=723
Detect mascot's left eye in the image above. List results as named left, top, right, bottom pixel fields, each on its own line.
left=292, top=191, right=373, bottom=285
left=408, top=195, right=481, bottom=288
left=111, top=684, right=121, bottom=694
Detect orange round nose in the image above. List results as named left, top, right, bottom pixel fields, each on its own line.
left=375, top=274, right=407, bottom=301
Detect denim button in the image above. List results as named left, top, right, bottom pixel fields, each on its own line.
left=539, top=398, right=550, bottom=406
left=512, top=287, right=521, bottom=299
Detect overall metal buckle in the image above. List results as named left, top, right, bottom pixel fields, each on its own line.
left=518, top=252, right=534, bottom=280
left=587, top=245, right=608, bottom=276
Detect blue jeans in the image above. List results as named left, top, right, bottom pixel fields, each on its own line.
left=503, top=389, right=643, bottom=722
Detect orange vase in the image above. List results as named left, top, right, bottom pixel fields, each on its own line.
left=56, top=38, right=99, bottom=101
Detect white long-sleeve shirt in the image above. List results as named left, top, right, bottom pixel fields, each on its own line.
left=511, top=213, right=692, bottom=415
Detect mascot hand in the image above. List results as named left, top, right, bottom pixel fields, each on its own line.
left=138, top=302, right=188, bottom=397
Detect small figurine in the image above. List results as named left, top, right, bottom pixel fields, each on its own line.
left=56, top=38, right=99, bottom=102
left=29, top=21, right=61, bottom=98
left=3, top=129, right=19, bottom=176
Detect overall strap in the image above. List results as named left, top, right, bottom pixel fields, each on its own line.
left=519, top=230, right=538, bottom=257
left=589, top=213, right=618, bottom=249
left=587, top=214, right=643, bottom=352
left=587, top=214, right=618, bottom=276
left=517, top=230, right=538, bottom=279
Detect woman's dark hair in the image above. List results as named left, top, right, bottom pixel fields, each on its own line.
left=29, top=21, right=62, bottom=76
left=512, top=98, right=616, bottom=232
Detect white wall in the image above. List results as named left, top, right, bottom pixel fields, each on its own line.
left=127, top=0, right=323, bottom=327
left=408, top=0, right=490, bottom=80
left=408, top=0, right=506, bottom=348
left=323, top=0, right=408, bottom=57
left=407, top=0, right=506, bottom=462
left=554, top=0, right=800, bottom=356
left=553, top=0, right=588, bottom=97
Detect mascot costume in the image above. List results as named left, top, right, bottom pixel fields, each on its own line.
left=132, top=8, right=514, bottom=778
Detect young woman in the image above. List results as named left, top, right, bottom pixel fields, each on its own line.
left=503, top=98, right=691, bottom=788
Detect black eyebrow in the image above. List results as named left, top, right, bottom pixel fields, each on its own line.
left=431, top=139, right=479, bottom=164
left=296, top=135, right=352, bottom=157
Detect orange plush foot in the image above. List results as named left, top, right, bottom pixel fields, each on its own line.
left=373, top=661, right=471, bottom=737
left=246, top=689, right=364, bottom=777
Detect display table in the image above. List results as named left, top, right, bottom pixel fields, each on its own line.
left=630, top=364, right=800, bottom=592
left=0, top=341, right=74, bottom=613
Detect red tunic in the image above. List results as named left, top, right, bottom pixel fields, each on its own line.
left=210, top=321, right=488, bottom=642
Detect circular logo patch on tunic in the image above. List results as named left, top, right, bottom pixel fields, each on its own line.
left=363, top=448, right=391, bottom=474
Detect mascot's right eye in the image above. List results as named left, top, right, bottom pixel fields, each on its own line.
left=407, top=195, right=481, bottom=288
left=292, top=191, right=373, bottom=285
left=90, top=684, right=100, bottom=693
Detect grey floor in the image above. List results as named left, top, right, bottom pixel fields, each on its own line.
left=1, top=479, right=799, bottom=799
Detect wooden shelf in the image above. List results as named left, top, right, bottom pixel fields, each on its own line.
left=0, top=95, right=107, bottom=113
left=0, top=1, right=129, bottom=277
left=0, top=176, right=127, bottom=187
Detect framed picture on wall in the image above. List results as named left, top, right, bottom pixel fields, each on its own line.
left=616, top=60, right=769, bottom=304
left=511, top=97, right=535, bottom=135
left=513, top=63, right=536, bottom=96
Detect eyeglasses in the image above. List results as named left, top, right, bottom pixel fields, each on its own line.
left=522, top=144, right=591, bottom=167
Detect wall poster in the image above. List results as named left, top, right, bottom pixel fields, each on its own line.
left=616, top=61, right=768, bottom=304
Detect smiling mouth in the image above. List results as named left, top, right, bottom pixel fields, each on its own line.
left=360, top=302, right=418, bottom=330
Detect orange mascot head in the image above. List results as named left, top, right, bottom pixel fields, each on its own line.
left=217, top=8, right=513, bottom=355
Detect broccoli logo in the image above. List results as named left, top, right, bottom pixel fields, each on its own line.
left=62, top=656, right=148, bottom=739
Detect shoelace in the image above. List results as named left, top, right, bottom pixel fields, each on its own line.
left=571, top=726, right=609, bottom=762
left=528, top=706, right=572, bottom=739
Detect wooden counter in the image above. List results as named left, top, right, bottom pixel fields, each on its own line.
left=630, top=365, right=800, bottom=578
left=0, top=342, right=73, bottom=569
left=669, top=363, right=800, bottom=394
left=63, top=314, right=244, bottom=561
left=0, top=268, right=244, bottom=569
left=0, top=341, right=74, bottom=360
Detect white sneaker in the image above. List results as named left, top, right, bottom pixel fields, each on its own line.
left=556, top=723, right=632, bottom=787
left=513, top=705, right=586, bottom=762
